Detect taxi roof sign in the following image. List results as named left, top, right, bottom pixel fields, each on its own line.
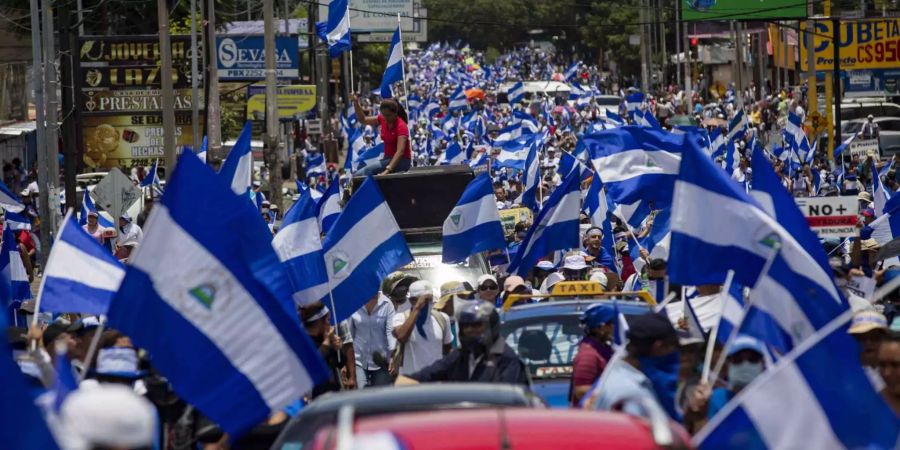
left=550, top=281, right=605, bottom=296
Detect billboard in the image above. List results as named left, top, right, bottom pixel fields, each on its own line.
left=82, top=112, right=201, bottom=170
left=216, top=35, right=299, bottom=80
left=800, top=19, right=900, bottom=71
left=682, top=0, right=806, bottom=21
left=78, top=36, right=204, bottom=169
left=319, top=0, right=414, bottom=33
left=245, top=85, right=316, bottom=120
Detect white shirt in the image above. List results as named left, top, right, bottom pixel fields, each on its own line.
left=116, top=222, right=143, bottom=247
left=391, top=309, right=452, bottom=375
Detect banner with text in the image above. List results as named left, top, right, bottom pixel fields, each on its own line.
left=795, top=196, right=858, bottom=238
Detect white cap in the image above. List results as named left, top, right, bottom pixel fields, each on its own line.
left=476, top=274, right=497, bottom=286
left=95, top=347, right=143, bottom=378
left=61, top=384, right=156, bottom=450
left=408, top=280, right=434, bottom=299
left=562, top=254, right=589, bottom=270
left=589, top=270, right=609, bottom=288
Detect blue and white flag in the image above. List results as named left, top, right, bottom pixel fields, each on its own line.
left=79, top=188, right=114, bottom=228
left=669, top=134, right=846, bottom=356
left=140, top=159, right=162, bottom=191
left=442, top=173, right=506, bottom=264
left=604, top=111, right=626, bottom=127
left=684, top=295, right=708, bottom=341
left=197, top=136, right=208, bottom=163
left=316, top=179, right=341, bottom=235
left=51, top=346, right=78, bottom=412
left=306, top=152, right=327, bottom=179
left=4, top=210, right=31, bottom=231
left=422, top=101, right=440, bottom=118
left=448, top=86, right=468, bottom=112
left=355, top=143, right=384, bottom=172
left=468, top=148, right=489, bottom=168
left=715, top=283, right=745, bottom=345
left=564, top=62, right=580, bottom=82
left=0, top=225, right=30, bottom=308
left=439, top=142, right=466, bottom=165
left=219, top=121, right=253, bottom=195
left=494, top=140, right=531, bottom=170
left=379, top=26, right=404, bottom=99
left=625, top=92, right=644, bottom=118
left=0, top=311, right=59, bottom=449
left=321, top=177, right=412, bottom=323
left=870, top=191, right=900, bottom=249
left=518, top=137, right=541, bottom=212
left=492, top=123, right=523, bottom=148
left=507, top=81, right=525, bottom=104
left=319, top=0, right=351, bottom=57
left=508, top=170, right=582, bottom=276
left=784, top=112, right=809, bottom=159
left=108, top=151, right=329, bottom=435
left=0, top=180, right=24, bottom=213
left=695, top=312, right=900, bottom=450
left=274, top=189, right=330, bottom=306
left=557, top=150, right=590, bottom=180
left=709, top=128, right=727, bottom=159
left=585, top=127, right=684, bottom=224
left=833, top=133, right=857, bottom=158
left=39, top=212, right=125, bottom=315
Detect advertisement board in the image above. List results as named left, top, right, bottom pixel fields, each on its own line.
left=79, top=36, right=199, bottom=89
left=81, top=88, right=200, bottom=114
left=682, top=0, right=806, bottom=21
left=216, top=35, right=299, bottom=80
left=245, top=85, right=316, bottom=120
left=82, top=112, right=201, bottom=170
left=801, top=19, right=900, bottom=71
left=794, top=196, right=858, bottom=238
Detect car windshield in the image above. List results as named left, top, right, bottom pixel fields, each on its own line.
left=843, top=122, right=864, bottom=134
left=500, top=314, right=583, bottom=379
left=400, top=252, right=485, bottom=288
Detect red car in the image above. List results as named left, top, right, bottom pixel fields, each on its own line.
left=308, top=408, right=693, bottom=450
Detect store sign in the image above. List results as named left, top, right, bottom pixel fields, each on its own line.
left=82, top=88, right=200, bottom=113
left=319, top=0, right=414, bottom=33
left=245, top=85, right=316, bottom=120
left=801, top=19, right=900, bottom=71
left=216, top=36, right=298, bottom=80
left=82, top=112, right=202, bottom=170
left=682, top=0, right=806, bottom=21
left=79, top=37, right=199, bottom=89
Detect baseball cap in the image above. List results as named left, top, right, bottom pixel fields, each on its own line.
left=61, top=384, right=157, bottom=450
left=503, top=275, right=525, bottom=292
left=726, top=335, right=765, bottom=357
left=589, top=270, right=608, bottom=289
left=477, top=274, right=498, bottom=287
left=848, top=310, right=888, bottom=334
left=408, top=280, right=434, bottom=300
left=435, top=281, right=473, bottom=310
left=581, top=304, right=616, bottom=329
left=626, top=313, right=677, bottom=343
left=562, top=254, right=589, bottom=271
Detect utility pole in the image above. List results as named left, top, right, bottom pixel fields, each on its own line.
left=659, top=0, right=667, bottom=86
left=42, top=2, right=60, bottom=241
left=683, top=18, right=692, bottom=113
left=639, top=0, right=649, bottom=92
left=157, top=0, right=178, bottom=172
left=675, top=0, right=681, bottom=88
left=29, top=0, right=51, bottom=269
left=807, top=2, right=818, bottom=118
left=59, top=5, right=79, bottom=212
left=263, top=0, right=283, bottom=209
left=832, top=17, right=842, bottom=146
left=190, top=0, right=200, bottom=154
left=206, top=0, right=222, bottom=161
left=735, top=22, right=744, bottom=110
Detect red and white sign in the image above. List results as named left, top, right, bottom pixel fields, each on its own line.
left=795, top=196, right=858, bottom=238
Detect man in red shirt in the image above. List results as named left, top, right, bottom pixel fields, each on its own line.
left=570, top=304, right=615, bottom=406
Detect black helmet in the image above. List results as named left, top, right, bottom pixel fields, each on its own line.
left=457, top=302, right=500, bottom=356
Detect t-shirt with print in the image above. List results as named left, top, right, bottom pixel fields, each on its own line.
left=391, top=310, right=452, bottom=375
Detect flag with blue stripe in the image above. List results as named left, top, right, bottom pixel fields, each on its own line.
left=442, top=173, right=506, bottom=264
left=833, top=133, right=856, bottom=158
left=625, top=92, right=644, bottom=118
left=564, top=62, right=580, bottom=81
left=316, top=179, right=341, bottom=235
left=39, top=212, right=125, bottom=315
left=356, top=143, right=384, bottom=172
left=379, top=26, right=404, bottom=98
left=321, top=177, right=413, bottom=323
left=319, top=0, right=351, bottom=57
left=439, top=142, right=466, bottom=165
left=715, top=282, right=745, bottom=345
left=0, top=310, right=59, bottom=449
left=695, top=311, right=900, bottom=450
left=507, top=81, right=525, bottom=104
left=79, top=188, right=114, bottom=228
left=448, top=86, right=468, bottom=112
left=141, top=159, right=162, bottom=190
left=52, top=347, right=78, bottom=412
left=0, top=225, right=30, bottom=308
left=508, top=170, right=582, bottom=276
left=0, top=180, right=24, bottom=213
left=669, top=132, right=847, bottom=357
left=108, top=151, right=329, bottom=436
left=4, top=210, right=31, bottom=230
left=306, top=152, right=327, bottom=178
left=219, top=121, right=253, bottom=195
left=583, top=175, right=618, bottom=273
left=519, top=136, right=541, bottom=211
left=274, top=189, right=330, bottom=306
left=197, top=135, right=209, bottom=163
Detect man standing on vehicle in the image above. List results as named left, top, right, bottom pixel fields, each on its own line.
left=570, top=304, right=615, bottom=406
left=396, top=302, right=529, bottom=386
left=861, top=114, right=880, bottom=140
left=584, top=313, right=682, bottom=421
left=391, top=281, right=453, bottom=376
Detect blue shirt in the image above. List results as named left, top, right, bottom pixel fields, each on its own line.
left=348, top=295, right=396, bottom=370
left=707, top=387, right=733, bottom=419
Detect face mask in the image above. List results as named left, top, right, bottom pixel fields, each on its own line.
left=638, top=352, right=681, bottom=421
left=728, top=361, right=763, bottom=390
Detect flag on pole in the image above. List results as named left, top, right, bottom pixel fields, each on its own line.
left=507, top=81, right=525, bottom=104
left=108, top=151, right=329, bottom=435
left=508, top=170, right=582, bottom=277
left=448, top=86, right=468, bottom=112
left=140, top=159, right=162, bottom=191
left=438, top=142, right=466, bottom=165
left=197, top=136, right=208, bottom=163
left=379, top=26, right=404, bottom=99
left=442, top=173, right=506, bottom=264
left=273, top=189, right=330, bottom=306
left=39, top=212, right=125, bottom=315
left=694, top=312, right=900, bottom=450
left=319, top=0, right=351, bottom=57
left=0, top=225, right=30, bottom=308
left=0, top=180, right=23, bottom=213
left=79, top=188, right=114, bottom=228
left=4, top=210, right=31, bottom=230
left=218, top=121, right=253, bottom=195
left=518, top=136, right=541, bottom=212
left=321, top=177, right=413, bottom=323
left=564, top=62, right=580, bottom=82
left=316, top=179, right=341, bottom=235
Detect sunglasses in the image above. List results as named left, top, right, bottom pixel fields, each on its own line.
left=479, top=283, right=499, bottom=291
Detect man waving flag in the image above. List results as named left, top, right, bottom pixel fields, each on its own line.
left=108, top=152, right=329, bottom=436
